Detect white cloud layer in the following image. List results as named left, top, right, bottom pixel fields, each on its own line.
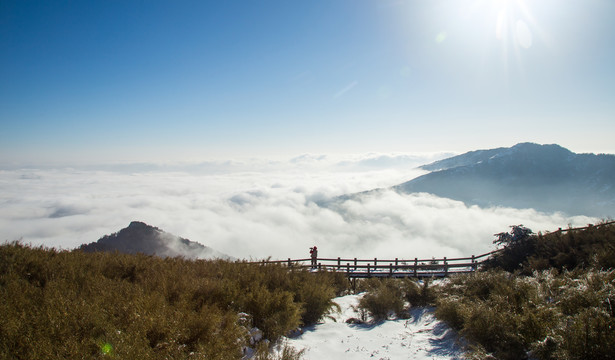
left=0, top=153, right=596, bottom=260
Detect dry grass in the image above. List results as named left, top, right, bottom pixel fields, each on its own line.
left=0, top=242, right=345, bottom=359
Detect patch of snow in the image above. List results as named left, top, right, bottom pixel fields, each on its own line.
left=249, top=327, right=263, bottom=345
left=282, top=293, right=465, bottom=359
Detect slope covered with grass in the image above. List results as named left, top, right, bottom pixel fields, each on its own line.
left=348, top=222, right=615, bottom=360
left=0, top=243, right=345, bottom=359
left=436, top=221, right=615, bottom=360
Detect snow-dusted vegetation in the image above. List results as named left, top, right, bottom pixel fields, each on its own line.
left=0, top=243, right=345, bottom=359
left=282, top=292, right=464, bottom=360
left=2, top=221, right=613, bottom=359
left=436, top=222, right=615, bottom=359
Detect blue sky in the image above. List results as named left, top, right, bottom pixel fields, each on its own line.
left=1, top=0, right=614, bottom=165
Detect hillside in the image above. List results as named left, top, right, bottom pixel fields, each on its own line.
left=394, top=143, right=615, bottom=217
left=0, top=242, right=346, bottom=359
left=3, top=222, right=613, bottom=359
left=79, top=221, right=230, bottom=259
left=433, top=221, right=615, bottom=360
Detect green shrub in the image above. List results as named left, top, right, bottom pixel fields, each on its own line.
left=435, top=297, right=467, bottom=330
left=253, top=341, right=306, bottom=360
left=357, top=278, right=405, bottom=320
left=436, top=271, right=550, bottom=359
left=294, top=277, right=337, bottom=325
left=434, top=223, right=615, bottom=359
left=486, top=221, right=615, bottom=274
left=404, top=278, right=436, bottom=306
left=0, top=242, right=345, bottom=359
left=559, top=307, right=615, bottom=360
left=355, top=278, right=439, bottom=322
left=435, top=267, right=615, bottom=360
left=463, top=302, right=526, bottom=360
left=240, top=285, right=302, bottom=340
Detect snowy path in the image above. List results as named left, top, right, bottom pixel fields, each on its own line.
left=283, top=294, right=465, bottom=360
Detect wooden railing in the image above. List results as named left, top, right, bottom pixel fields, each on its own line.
left=544, top=220, right=615, bottom=234
left=247, top=222, right=614, bottom=278
left=248, top=250, right=499, bottom=278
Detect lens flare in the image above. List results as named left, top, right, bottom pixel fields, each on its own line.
left=496, top=10, right=507, bottom=40
left=100, top=342, right=113, bottom=356
left=435, top=31, right=448, bottom=43
left=515, top=19, right=533, bottom=49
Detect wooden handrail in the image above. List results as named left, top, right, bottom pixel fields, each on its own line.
left=241, top=251, right=494, bottom=278
left=245, top=250, right=498, bottom=265
left=544, top=220, right=615, bottom=234
left=242, top=222, right=615, bottom=277
left=270, top=262, right=480, bottom=270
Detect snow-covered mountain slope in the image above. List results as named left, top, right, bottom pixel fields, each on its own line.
left=282, top=293, right=464, bottom=360
left=394, top=143, right=615, bottom=217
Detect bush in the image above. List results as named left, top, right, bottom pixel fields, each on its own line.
left=240, top=285, right=302, bottom=340
left=435, top=297, right=467, bottom=330
left=433, top=223, right=615, bottom=359
left=294, top=278, right=337, bottom=325
left=357, top=278, right=405, bottom=320
left=559, top=307, right=615, bottom=360
left=0, top=242, right=346, bottom=359
left=486, top=221, right=615, bottom=274
left=404, top=278, right=436, bottom=306
left=435, top=268, right=615, bottom=360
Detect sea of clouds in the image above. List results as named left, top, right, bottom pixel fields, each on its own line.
left=0, top=153, right=596, bottom=260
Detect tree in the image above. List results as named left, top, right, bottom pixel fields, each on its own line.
left=494, top=225, right=533, bottom=248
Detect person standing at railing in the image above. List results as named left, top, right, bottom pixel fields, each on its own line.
left=310, top=246, right=318, bottom=269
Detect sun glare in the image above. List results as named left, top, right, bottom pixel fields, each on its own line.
left=490, top=0, right=535, bottom=49
left=431, top=0, right=541, bottom=52
left=432, top=0, right=545, bottom=78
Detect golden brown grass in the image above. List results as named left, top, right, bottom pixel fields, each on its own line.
left=0, top=243, right=345, bottom=359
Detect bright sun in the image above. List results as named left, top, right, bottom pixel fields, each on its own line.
left=491, top=0, right=535, bottom=49
left=423, top=0, right=548, bottom=80
left=431, top=0, right=541, bottom=49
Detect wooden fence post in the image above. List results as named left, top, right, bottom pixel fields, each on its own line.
left=395, top=258, right=398, bottom=271
left=367, top=264, right=371, bottom=278
left=444, top=257, right=448, bottom=276
left=337, top=257, right=341, bottom=269
left=414, top=257, right=418, bottom=278
left=347, top=263, right=350, bottom=274
left=354, top=258, right=357, bottom=271
left=471, top=255, right=476, bottom=271
left=288, top=258, right=291, bottom=267
left=374, top=257, right=378, bottom=267
left=389, top=263, right=393, bottom=276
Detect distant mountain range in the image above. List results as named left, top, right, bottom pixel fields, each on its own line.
left=79, top=221, right=230, bottom=259
left=393, top=143, right=615, bottom=217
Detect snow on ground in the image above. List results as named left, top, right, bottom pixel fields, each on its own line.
left=282, top=293, right=465, bottom=360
